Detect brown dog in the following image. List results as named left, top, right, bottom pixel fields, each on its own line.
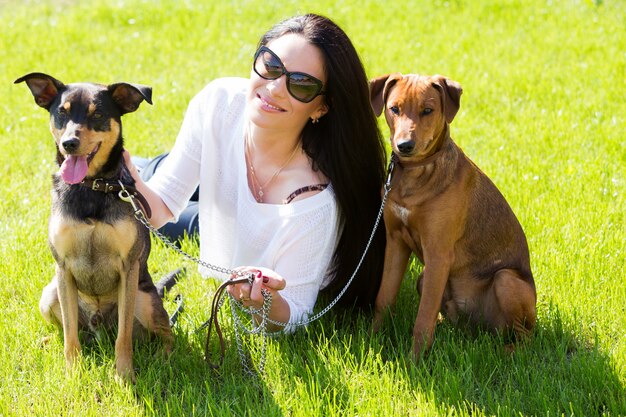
left=16, top=73, right=172, bottom=382
left=370, top=73, right=536, bottom=358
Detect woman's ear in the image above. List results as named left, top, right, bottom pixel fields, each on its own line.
left=314, top=103, right=329, bottom=120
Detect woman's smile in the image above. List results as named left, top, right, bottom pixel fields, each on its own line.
left=256, top=93, right=286, bottom=112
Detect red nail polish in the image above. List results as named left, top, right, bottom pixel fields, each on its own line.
left=262, top=275, right=269, bottom=283
left=255, top=270, right=263, bottom=279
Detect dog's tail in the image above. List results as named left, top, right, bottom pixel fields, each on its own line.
left=156, top=267, right=184, bottom=298
left=156, top=268, right=185, bottom=326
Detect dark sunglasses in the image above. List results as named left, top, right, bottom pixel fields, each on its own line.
left=253, top=46, right=325, bottom=103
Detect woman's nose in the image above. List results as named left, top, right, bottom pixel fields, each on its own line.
left=266, top=75, right=288, bottom=98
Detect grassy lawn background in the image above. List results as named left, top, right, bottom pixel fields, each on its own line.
left=1, top=0, right=624, bottom=416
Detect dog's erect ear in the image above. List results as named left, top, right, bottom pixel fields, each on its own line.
left=369, top=73, right=403, bottom=116
left=108, top=83, right=153, bottom=114
left=432, top=75, right=462, bottom=124
left=14, top=72, right=65, bottom=110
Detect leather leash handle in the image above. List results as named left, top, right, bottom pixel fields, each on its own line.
left=204, top=275, right=252, bottom=369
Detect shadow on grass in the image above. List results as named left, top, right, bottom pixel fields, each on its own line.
left=55, top=276, right=623, bottom=416
left=58, top=311, right=283, bottom=416
left=259, top=255, right=626, bottom=417
left=401, top=313, right=626, bottom=416
left=130, top=327, right=284, bottom=417
left=286, top=295, right=626, bottom=417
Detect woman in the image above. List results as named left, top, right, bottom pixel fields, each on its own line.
left=126, top=14, right=387, bottom=332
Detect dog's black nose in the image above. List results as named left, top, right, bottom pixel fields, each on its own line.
left=397, top=139, right=415, bottom=154
left=62, top=138, right=80, bottom=153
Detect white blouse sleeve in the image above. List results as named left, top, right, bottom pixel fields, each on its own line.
left=272, top=196, right=340, bottom=333
left=147, top=81, right=227, bottom=221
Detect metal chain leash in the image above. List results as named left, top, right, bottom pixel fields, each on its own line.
left=229, top=289, right=272, bottom=377
left=117, top=159, right=394, bottom=375
left=258, top=160, right=394, bottom=329
left=264, top=187, right=390, bottom=329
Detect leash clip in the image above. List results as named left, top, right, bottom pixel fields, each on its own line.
left=385, top=157, right=395, bottom=192
left=117, top=181, right=144, bottom=219
left=229, top=273, right=255, bottom=286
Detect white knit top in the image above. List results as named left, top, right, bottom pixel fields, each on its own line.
left=148, top=77, right=341, bottom=331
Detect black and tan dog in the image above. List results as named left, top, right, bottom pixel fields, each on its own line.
left=370, top=73, right=536, bottom=358
left=16, top=73, right=172, bottom=382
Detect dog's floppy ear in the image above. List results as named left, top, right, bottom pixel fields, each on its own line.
left=432, top=75, right=462, bottom=124
left=108, top=83, right=153, bottom=114
left=369, top=73, right=402, bottom=117
left=370, top=74, right=390, bottom=116
left=14, top=72, right=65, bottom=110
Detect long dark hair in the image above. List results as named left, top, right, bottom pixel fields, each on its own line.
left=259, top=14, right=387, bottom=308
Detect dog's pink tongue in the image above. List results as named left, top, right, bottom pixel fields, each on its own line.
left=59, top=155, right=88, bottom=184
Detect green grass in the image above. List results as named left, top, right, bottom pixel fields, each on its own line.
left=1, top=0, right=625, bottom=416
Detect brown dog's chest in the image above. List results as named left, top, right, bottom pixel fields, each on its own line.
left=384, top=158, right=468, bottom=262
left=49, top=212, right=140, bottom=296
left=385, top=199, right=424, bottom=257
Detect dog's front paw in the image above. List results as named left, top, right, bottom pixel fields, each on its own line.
left=64, top=342, right=82, bottom=369
left=115, top=344, right=136, bottom=383
left=411, top=328, right=434, bottom=361
left=372, top=312, right=385, bottom=333
left=115, top=359, right=136, bottom=384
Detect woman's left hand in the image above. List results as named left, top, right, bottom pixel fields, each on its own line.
left=227, top=267, right=286, bottom=310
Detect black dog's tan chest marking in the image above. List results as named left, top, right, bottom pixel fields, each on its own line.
left=49, top=212, right=139, bottom=296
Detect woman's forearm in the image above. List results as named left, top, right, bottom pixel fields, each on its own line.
left=262, top=291, right=291, bottom=332
left=124, top=151, right=174, bottom=228
left=133, top=176, right=174, bottom=228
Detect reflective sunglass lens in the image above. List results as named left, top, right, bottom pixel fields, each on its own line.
left=254, top=53, right=279, bottom=79
left=288, top=75, right=320, bottom=102
left=253, top=47, right=324, bottom=103
left=260, top=52, right=282, bottom=78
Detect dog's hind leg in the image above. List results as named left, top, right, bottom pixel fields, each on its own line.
left=484, top=269, right=537, bottom=345
left=134, top=288, right=173, bottom=354
left=40, top=278, right=62, bottom=325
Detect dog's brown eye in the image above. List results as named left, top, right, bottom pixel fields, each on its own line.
left=91, top=112, right=103, bottom=119
left=422, top=108, right=433, bottom=116
left=389, top=105, right=400, bottom=115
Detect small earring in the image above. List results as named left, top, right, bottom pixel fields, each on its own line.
left=311, top=117, right=319, bottom=124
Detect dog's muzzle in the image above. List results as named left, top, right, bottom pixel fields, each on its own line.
left=397, top=138, right=415, bottom=155
left=62, top=137, right=80, bottom=153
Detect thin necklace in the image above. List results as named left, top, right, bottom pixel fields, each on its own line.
left=245, top=133, right=300, bottom=203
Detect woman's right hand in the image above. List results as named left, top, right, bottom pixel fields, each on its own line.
left=122, top=149, right=141, bottom=182
left=121, top=149, right=174, bottom=227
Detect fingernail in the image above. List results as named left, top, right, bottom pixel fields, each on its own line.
left=262, top=275, right=269, bottom=283
left=255, top=270, right=262, bottom=279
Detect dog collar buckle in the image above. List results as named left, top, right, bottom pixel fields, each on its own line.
left=91, top=178, right=102, bottom=191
